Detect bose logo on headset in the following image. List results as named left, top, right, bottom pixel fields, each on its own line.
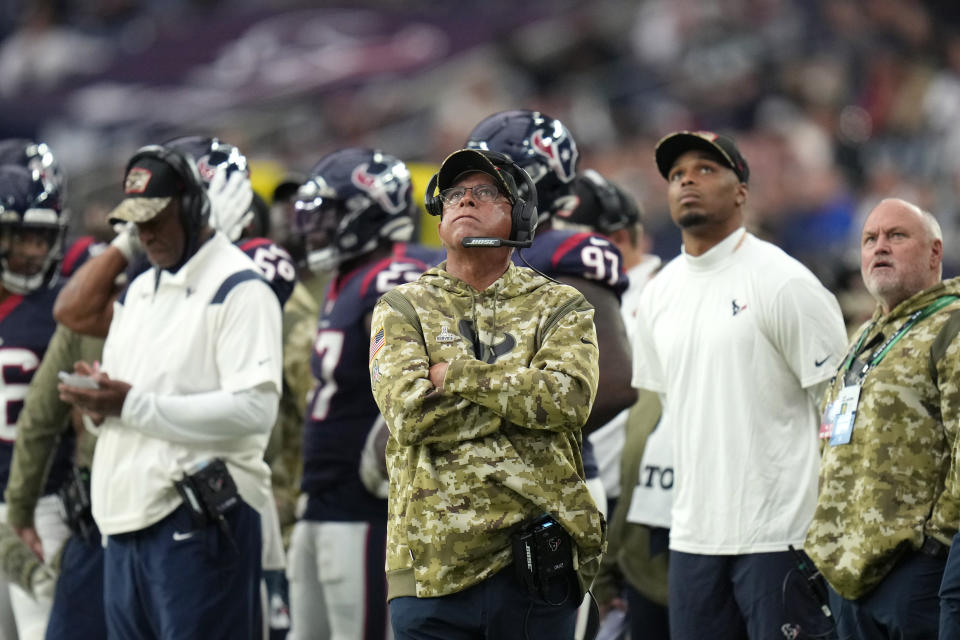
left=425, top=149, right=539, bottom=248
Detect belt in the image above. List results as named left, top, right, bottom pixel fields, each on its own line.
left=920, top=536, right=949, bottom=559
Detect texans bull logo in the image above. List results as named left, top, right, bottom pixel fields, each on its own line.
left=351, top=163, right=410, bottom=214
left=530, top=128, right=578, bottom=184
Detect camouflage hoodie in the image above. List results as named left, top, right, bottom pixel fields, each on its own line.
left=806, top=277, right=960, bottom=600
left=369, top=262, right=605, bottom=600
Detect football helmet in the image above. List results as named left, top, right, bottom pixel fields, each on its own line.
left=465, top=110, right=579, bottom=221
left=164, top=136, right=248, bottom=185
left=293, top=148, right=414, bottom=273
left=0, top=164, right=66, bottom=293
left=0, top=138, right=66, bottom=211
left=164, top=135, right=252, bottom=240
left=552, top=169, right=641, bottom=236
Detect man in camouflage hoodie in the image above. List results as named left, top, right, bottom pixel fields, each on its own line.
left=369, top=149, right=605, bottom=639
left=806, top=198, right=960, bottom=638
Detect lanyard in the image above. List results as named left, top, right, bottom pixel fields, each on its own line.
left=841, top=295, right=958, bottom=382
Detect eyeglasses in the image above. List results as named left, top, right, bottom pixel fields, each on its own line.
left=439, top=184, right=502, bottom=206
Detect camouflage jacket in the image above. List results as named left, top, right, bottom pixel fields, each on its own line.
left=806, top=278, right=960, bottom=600
left=269, top=279, right=323, bottom=540
left=369, top=262, right=605, bottom=599
left=6, top=324, right=103, bottom=529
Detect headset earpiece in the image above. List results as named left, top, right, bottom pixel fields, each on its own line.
left=425, top=173, right=443, bottom=217
left=505, top=163, right=538, bottom=245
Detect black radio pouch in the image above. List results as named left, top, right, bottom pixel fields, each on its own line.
left=511, top=514, right=574, bottom=604
left=174, top=458, right=240, bottom=551
left=58, top=466, right=97, bottom=543
left=785, top=544, right=837, bottom=638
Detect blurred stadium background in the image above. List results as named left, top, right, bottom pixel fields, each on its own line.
left=2, top=0, right=959, bottom=323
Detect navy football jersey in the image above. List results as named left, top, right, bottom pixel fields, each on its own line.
left=301, top=243, right=443, bottom=522
left=512, top=227, right=628, bottom=478
left=512, top=228, right=629, bottom=297
left=60, top=236, right=107, bottom=279
left=238, top=237, right=297, bottom=308
left=0, top=284, right=74, bottom=499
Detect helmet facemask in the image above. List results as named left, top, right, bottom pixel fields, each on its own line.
left=0, top=220, right=64, bottom=294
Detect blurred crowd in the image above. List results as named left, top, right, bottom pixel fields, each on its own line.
left=3, top=0, right=960, bottom=326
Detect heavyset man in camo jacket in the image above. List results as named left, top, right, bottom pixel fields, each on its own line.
left=369, top=149, right=605, bottom=639
left=806, top=198, right=960, bottom=638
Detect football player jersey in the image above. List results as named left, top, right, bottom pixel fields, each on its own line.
left=238, top=237, right=297, bottom=308
left=512, top=228, right=628, bottom=298
left=301, top=243, right=443, bottom=522
left=0, top=283, right=74, bottom=499
left=60, top=235, right=107, bottom=278
left=512, top=227, right=629, bottom=478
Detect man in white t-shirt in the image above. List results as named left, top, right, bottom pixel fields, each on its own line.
left=631, top=131, right=847, bottom=639
left=57, top=145, right=282, bottom=639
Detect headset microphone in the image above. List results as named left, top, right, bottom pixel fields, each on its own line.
left=461, top=236, right=533, bottom=249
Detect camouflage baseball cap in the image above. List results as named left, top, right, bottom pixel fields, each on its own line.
left=654, top=130, right=750, bottom=184
left=437, top=149, right=517, bottom=202
left=108, top=156, right=183, bottom=224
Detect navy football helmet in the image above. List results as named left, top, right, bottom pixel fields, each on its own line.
left=552, top=169, right=642, bottom=236
left=294, top=148, right=414, bottom=273
left=0, top=138, right=66, bottom=211
left=164, top=135, right=253, bottom=240
left=163, top=135, right=249, bottom=186
left=0, top=164, right=66, bottom=293
left=465, top=110, right=579, bottom=222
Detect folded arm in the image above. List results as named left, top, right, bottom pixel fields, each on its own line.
left=443, top=303, right=599, bottom=433
left=369, top=299, right=500, bottom=447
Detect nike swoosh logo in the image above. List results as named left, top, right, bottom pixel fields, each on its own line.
left=815, top=357, right=829, bottom=367
left=172, top=531, right=195, bottom=541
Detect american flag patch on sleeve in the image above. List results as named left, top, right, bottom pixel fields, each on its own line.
left=370, top=326, right=385, bottom=362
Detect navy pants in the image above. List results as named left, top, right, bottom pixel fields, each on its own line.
left=45, top=534, right=107, bottom=640
left=941, top=533, right=960, bottom=639
left=669, top=549, right=834, bottom=640
left=828, top=549, right=944, bottom=639
left=389, top=566, right=579, bottom=640
left=625, top=583, right=669, bottom=639
left=103, top=501, right=262, bottom=640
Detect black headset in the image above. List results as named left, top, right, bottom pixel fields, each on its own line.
left=124, top=144, right=210, bottom=230
left=425, top=150, right=539, bottom=246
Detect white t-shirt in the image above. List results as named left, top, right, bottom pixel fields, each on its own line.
left=92, top=232, right=283, bottom=536
left=631, top=228, right=847, bottom=554
left=620, top=256, right=661, bottom=346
